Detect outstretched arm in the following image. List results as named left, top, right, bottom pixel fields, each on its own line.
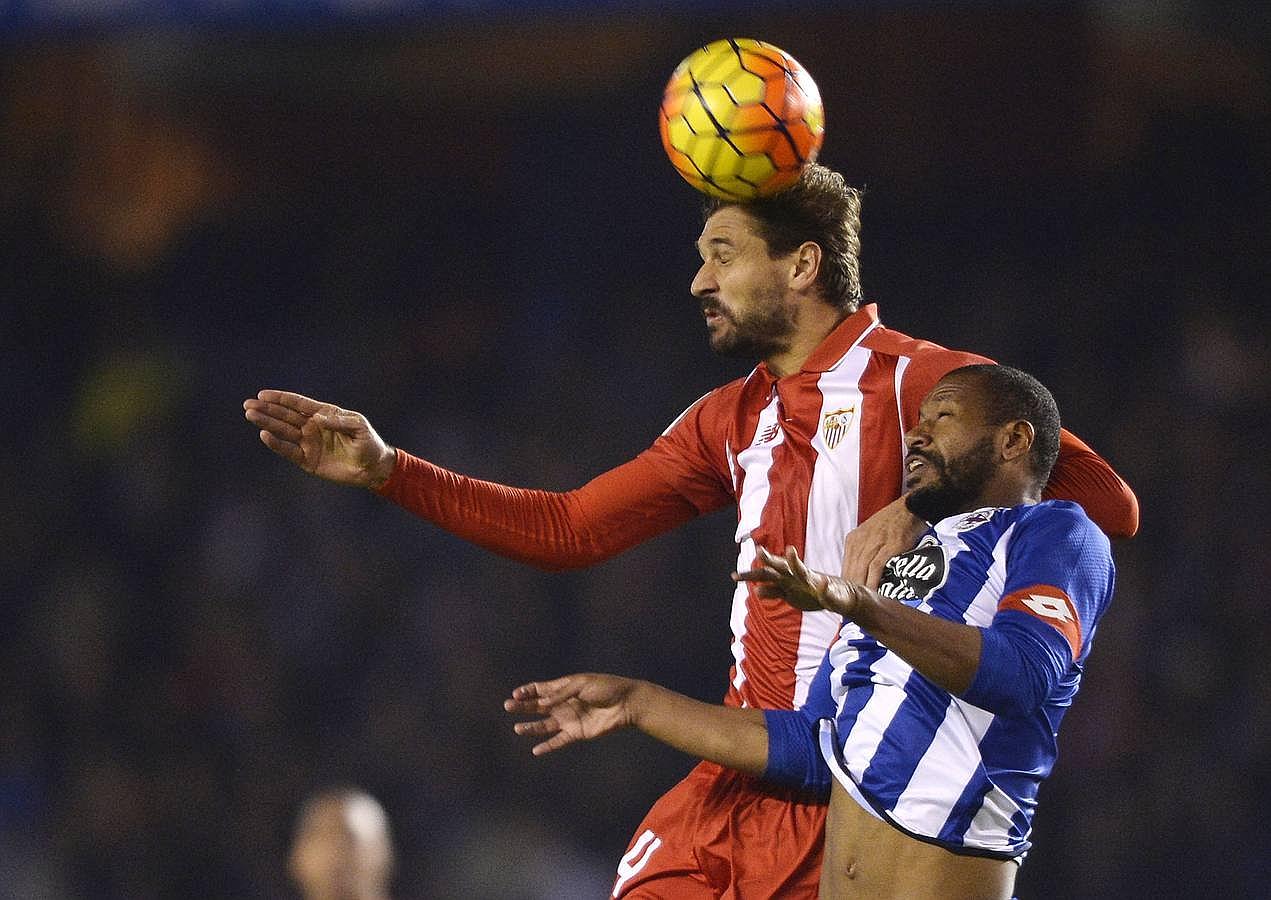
left=244, top=389, right=725, bottom=571
left=505, top=675, right=769, bottom=775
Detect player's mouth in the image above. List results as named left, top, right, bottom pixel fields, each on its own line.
left=703, top=306, right=726, bottom=327
left=904, top=452, right=936, bottom=489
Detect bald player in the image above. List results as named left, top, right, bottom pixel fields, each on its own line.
left=289, top=787, right=394, bottom=900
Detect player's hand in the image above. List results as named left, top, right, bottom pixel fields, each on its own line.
left=504, top=674, right=638, bottom=756
left=735, top=546, right=866, bottom=617
left=734, top=545, right=831, bottom=612
left=243, top=390, right=397, bottom=489
left=842, top=496, right=926, bottom=588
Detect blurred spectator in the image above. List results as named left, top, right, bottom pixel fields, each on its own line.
left=289, top=788, right=394, bottom=900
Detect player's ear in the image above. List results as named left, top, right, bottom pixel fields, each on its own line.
left=789, top=241, right=821, bottom=291
left=999, top=420, right=1035, bottom=463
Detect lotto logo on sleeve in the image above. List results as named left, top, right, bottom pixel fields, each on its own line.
left=999, top=585, right=1083, bottom=658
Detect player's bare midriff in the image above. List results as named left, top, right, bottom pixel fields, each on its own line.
left=820, top=779, right=1017, bottom=900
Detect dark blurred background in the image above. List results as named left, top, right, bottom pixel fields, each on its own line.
left=1, top=0, right=1268, bottom=897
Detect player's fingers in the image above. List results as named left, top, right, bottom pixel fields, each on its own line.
left=733, top=568, right=778, bottom=584
left=840, top=538, right=883, bottom=584
left=755, top=546, right=782, bottom=566
left=245, top=409, right=305, bottom=444
left=245, top=399, right=311, bottom=430
left=259, top=430, right=306, bottom=466
left=532, top=732, right=575, bottom=756
left=785, top=547, right=811, bottom=579
left=310, top=411, right=363, bottom=435
left=255, top=390, right=329, bottom=415
left=513, top=718, right=560, bottom=738
left=865, top=557, right=885, bottom=590
left=514, top=677, right=579, bottom=709
left=510, top=682, right=542, bottom=701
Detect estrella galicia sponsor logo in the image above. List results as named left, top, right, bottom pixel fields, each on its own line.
left=878, top=535, right=948, bottom=601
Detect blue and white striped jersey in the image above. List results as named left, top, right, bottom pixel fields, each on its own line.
left=764, top=500, right=1115, bottom=859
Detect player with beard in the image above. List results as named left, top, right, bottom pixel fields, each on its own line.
left=244, top=166, right=1137, bottom=897
left=506, top=364, right=1114, bottom=899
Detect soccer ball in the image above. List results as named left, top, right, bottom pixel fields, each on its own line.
left=659, top=38, right=825, bottom=200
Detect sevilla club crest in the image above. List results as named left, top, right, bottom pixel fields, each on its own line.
left=821, top=406, right=856, bottom=450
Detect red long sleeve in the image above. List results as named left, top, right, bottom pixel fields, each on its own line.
left=375, top=448, right=709, bottom=571
left=1044, top=430, right=1140, bottom=538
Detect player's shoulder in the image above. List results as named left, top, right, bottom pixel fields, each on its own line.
left=1012, top=500, right=1111, bottom=556
left=660, top=373, right=750, bottom=436
left=690, top=372, right=752, bottom=414
left=860, top=323, right=993, bottom=390
left=862, top=321, right=989, bottom=364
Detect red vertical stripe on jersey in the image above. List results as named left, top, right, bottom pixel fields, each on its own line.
left=856, top=353, right=903, bottom=523
left=736, top=374, right=827, bottom=710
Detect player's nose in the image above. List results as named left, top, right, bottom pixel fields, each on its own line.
left=691, top=261, right=717, bottom=297
left=904, top=424, right=931, bottom=450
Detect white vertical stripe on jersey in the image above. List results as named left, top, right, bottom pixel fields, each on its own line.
left=890, top=699, right=994, bottom=836
left=958, top=523, right=1026, bottom=850
left=828, top=621, right=867, bottom=716
left=819, top=718, right=886, bottom=822
left=794, top=349, right=875, bottom=707
left=960, top=524, right=1015, bottom=628
left=728, top=393, right=784, bottom=698
left=964, top=775, right=1027, bottom=852
left=840, top=661, right=912, bottom=781
left=893, top=355, right=911, bottom=451
left=724, top=437, right=739, bottom=495
left=728, top=549, right=756, bottom=700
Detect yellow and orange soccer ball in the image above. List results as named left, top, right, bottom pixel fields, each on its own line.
left=659, top=38, right=825, bottom=200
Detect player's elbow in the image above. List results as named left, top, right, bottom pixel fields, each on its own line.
left=1108, top=488, right=1140, bottom=539
left=961, top=680, right=1044, bottom=719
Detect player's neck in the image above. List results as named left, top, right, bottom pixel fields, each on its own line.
left=765, top=302, right=852, bottom=378
left=968, top=474, right=1041, bottom=515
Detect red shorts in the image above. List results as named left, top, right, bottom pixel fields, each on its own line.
left=611, top=760, right=827, bottom=899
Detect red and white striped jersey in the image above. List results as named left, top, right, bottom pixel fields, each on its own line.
left=639, top=304, right=989, bottom=710
left=378, top=304, right=1136, bottom=713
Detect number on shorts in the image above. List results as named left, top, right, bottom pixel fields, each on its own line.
left=612, top=829, right=663, bottom=897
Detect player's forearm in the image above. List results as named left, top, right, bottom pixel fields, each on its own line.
left=375, top=450, right=697, bottom=571
left=628, top=681, right=769, bottom=777
left=835, top=581, right=983, bottom=695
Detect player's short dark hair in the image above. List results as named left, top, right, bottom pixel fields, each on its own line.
left=951, top=364, right=1062, bottom=485
left=703, top=163, right=863, bottom=310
